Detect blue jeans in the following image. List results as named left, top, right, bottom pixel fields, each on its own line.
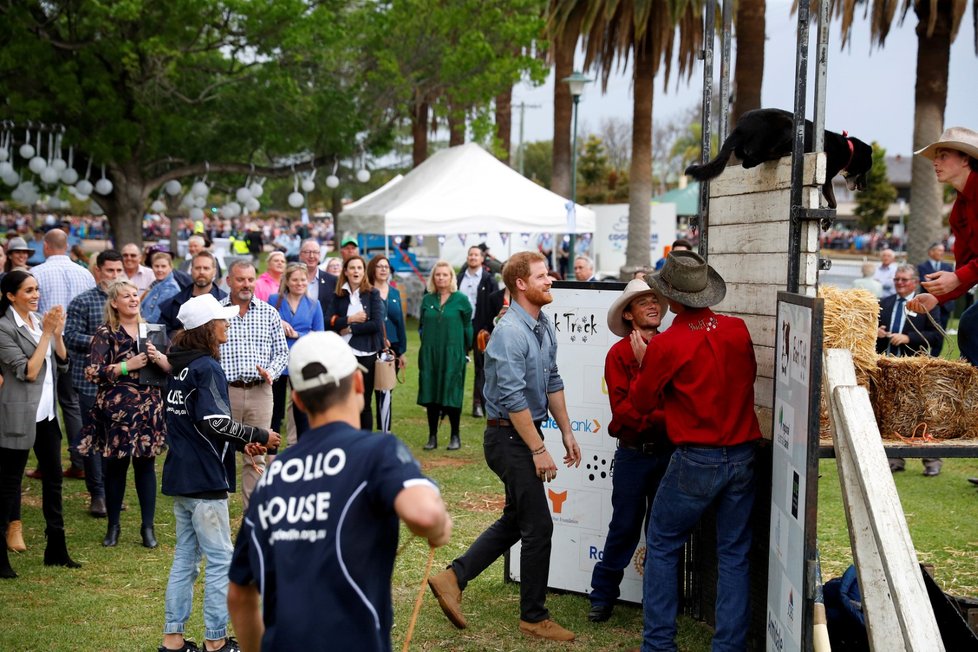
left=958, top=300, right=977, bottom=366
left=163, top=496, right=233, bottom=641
left=589, top=445, right=671, bottom=608
left=642, top=443, right=756, bottom=652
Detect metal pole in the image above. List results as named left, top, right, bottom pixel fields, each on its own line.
left=696, top=4, right=716, bottom=261
left=569, top=95, right=580, bottom=268
left=787, top=0, right=811, bottom=294
left=812, top=0, right=830, bottom=156
left=718, top=0, right=734, bottom=144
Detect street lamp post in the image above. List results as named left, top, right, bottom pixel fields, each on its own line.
left=562, top=71, right=592, bottom=276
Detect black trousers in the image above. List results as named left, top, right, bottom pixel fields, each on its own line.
left=0, top=418, right=65, bottom=533
left=450, top=425, right=553, bottom=622
left=356, top=354, right=376, bottom=431
left=472, top=349, right=486, bottom=409
left=79, top=392, right=105, bottom=499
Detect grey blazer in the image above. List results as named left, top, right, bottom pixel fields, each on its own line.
left=0, top=309, right=68, bottom=449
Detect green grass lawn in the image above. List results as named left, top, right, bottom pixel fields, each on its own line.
left=1, top=317, right=975, bottom=651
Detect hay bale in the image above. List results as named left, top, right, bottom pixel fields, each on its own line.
left=872, top=356, right=978, bottom=440
left=818, top=286, right=881, bottom=438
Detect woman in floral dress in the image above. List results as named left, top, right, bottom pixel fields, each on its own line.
left=80, top=280, right=167, bottom=549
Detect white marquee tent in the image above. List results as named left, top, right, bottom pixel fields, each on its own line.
left=340, top=143, right=595, bottom=236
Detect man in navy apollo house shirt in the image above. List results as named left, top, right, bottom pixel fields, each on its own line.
left=227, top=331, right=452, bottom=652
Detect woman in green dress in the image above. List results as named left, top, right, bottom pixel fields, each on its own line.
left=418, top=261, right=472, bottom=451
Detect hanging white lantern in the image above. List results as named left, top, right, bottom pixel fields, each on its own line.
left=301, top=178, right=315, bottom=193
left=19, top=143, right=35, bottom=159
left=0, top=146, right=8, bottom=162
left=235, top=187, right=252, bottom=203
left=0, top=161, right=12, bottom=177
left=60, top=168, right=79, bottom=185
left=221, top=203, right=241, bottom=219
left=95, top=177, right=113, bottom=195
left=75, top=179, right=93, bottom=196
left=51, top=158, right=67, bottom=172
left=248, top=182, right=264, bottom=198
left=245, top=197, right=260, bottom=213
left=191, top=180, right=209, bottom=197
left=180, top=193, right=195, bottom=209
left=193, top=195, right=207, bottom=208
left=151, top=199, right=166, bottom=213
left=40, top=167, right=60, bottom=185
left=164, top=179, right=182, bottom=195
left=287, top=191, right=304, bottom=208
left=325, top=175, right=340, bottom=189
left=189, top=207, right=204, bottom=220
left=90, top=201, right=104, bottom=215
left=28, top=155, right=47, bottom=174
left=2, top=171, right=19, bottom=187
left=356, top=168, right=370, bottom=183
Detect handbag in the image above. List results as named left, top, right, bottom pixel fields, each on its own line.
left=374, top=350, right=397, bottom=391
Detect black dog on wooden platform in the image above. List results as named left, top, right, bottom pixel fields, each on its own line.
left=684, top=108, right=873, bottom=209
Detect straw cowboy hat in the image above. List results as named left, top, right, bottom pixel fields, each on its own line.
left=647, top=250, right=726, bottom=309
left=607, top=279, right=662, bottom=338
left=914, top=126, right=978, bottom=161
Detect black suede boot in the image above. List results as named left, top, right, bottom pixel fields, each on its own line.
left=44, top=528, right=81, bottom=568
left=423, top=435, right=437, bottom=451
left=141, top=525, right=158, bottom=549
left=447, top=434, right=461, bottom=450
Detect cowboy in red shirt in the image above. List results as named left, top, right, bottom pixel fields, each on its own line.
left=908, top=126, right=978, bottom=368
left=588, top=280, right=673, bottom=624
left=629, top=251, right=762, bottom=652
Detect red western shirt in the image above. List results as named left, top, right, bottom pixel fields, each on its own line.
left=942, top=170, right=978, bottom=304
left=605, top=335, right=666, bottom=446
left=631, top=308, right=762, bottom=447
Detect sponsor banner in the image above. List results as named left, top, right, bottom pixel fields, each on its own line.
left=508, top=284, right=644, bottom=603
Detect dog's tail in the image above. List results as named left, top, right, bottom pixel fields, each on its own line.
left=684, top=132, right=738, bottom=181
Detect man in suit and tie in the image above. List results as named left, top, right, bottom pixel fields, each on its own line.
left=917, top=242, right=954, bottom=328
left=876, top=264, right=944, bottom=476
left=300, top=238, right=336, bottom=318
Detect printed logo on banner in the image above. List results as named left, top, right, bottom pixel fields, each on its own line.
left=789, top=469, right=801, bottom=520
left=541, top=416, right=602, bottom=436
left=582, top=451, right=613, bottom=487
left=770, top=506, right=789, bottom=566
left=549, top=487, right=605, bottom=530
left=550, top=309, right=601, bottom=345
left=781, top=573, right=802, bottom=644
left=790, top=329, right=809, bottom=385
left=778, top=317, right=792, bottom=385
left=548, top=489, right=568, bottom=514
left=775, top=399, right=794, bottom=454
left=767, top=606, right=785, bottom=652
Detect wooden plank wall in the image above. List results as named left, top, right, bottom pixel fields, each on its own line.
left=708, top=153, right=825, bottom=437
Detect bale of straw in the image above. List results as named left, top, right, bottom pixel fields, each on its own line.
left=871, top=356, right=978, bottom=440
left=818, top=286, right=881, bottom=438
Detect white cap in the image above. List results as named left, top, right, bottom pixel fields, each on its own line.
left=177, top=294, right=238, bottom=331
left=289, top=331, right=367, bottom=392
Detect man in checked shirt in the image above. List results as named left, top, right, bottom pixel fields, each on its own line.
left=218, top=260, right=289, bottom=510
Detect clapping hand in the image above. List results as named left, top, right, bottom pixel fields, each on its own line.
left=42, top=306, right=65, bottom=336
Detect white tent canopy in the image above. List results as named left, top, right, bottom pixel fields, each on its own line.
left=341, top=143, right=595, bottom=235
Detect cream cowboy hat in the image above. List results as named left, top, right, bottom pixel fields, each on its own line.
left=647, top=250, right=726, bottom=309
left=607, top=279, right=662, bottom=338
left=914, top=126, right=978, bottom=161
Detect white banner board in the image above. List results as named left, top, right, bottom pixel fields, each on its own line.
left=766, top=293, right=823, bottom=652
left=590, top=203, right=678, bottom=278
left=506, top=283, right=644, bottom=604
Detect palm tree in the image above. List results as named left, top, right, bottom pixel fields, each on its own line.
left=549, top=0, right=704, bottom=274
left=548, top=2, right=585, bottom=198
left=732, top=0, right=766, bottom=123
left=832, top=0, right=975, bottom=264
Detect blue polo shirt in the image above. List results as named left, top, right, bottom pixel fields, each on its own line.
left=229, top=421, right=435, bottom=652
left=162, top=354, right=237, bottom=496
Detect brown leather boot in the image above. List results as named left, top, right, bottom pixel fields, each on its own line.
left=519, top=619, right=575, bottom=641
left=427, top=568, right=467, bottom=629
left=6, top=520, right=26, bottom=553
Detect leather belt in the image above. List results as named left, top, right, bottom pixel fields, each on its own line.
left=619, top=440, right=670, bottom=455
left=229, top=379, right=263, bottom=389
left=487, top=418, right=545, bottom=431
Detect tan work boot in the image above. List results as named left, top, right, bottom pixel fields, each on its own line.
left=6, top=520, right=26, bottom=553
left=519, top=619, right=575, bottom=641
left=428, top=568, right=467, bottom=629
